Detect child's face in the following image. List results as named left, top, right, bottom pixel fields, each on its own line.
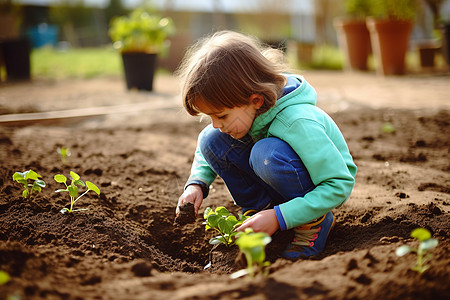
left=196, top=95, right=263, bottom=140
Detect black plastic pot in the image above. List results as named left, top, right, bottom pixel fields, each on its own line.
left=0, top=38, right=31, bottom=81
left=121, top=52, right=157, bottom=91
left=441, top=23, right=450, bottom=67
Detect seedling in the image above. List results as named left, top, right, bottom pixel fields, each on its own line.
left=380, top=122, right=395, bottom=134
left=54, top=171, right=100, bottom=214
left=0, top=270, right=10, bottom=285
left=57, top=147, right=71, bottom=164
left=231, top=228, right=272, bottom=279
left=12, top=169, right=46, bottom=199
left=396, top=228, right=439, bottom=274
left=203, top=206, right=249, bottom=247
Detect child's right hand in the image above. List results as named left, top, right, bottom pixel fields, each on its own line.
left=176, top=184, right=204, bottom=217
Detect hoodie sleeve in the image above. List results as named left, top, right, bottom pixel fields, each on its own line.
left=185, top=132, right=217, bottom=198
left=273, top=113, right=357, bottom=229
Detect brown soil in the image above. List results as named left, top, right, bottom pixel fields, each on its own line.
left=0, top=73, right=449, bottom=300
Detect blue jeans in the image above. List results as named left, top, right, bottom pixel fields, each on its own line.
left=198, top=125, right=315, bottom=213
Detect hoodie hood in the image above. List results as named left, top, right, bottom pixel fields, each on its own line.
left=249, top=75, right=317, bottom=140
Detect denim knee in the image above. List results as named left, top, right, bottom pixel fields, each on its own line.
left=249, top=137, right=315, bottom=201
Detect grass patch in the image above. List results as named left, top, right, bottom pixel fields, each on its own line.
left=309, top=45, right=344, bottom=70
left=292, top=44, right=344, bottom=71
left=31, top=47, right=123, bottom=79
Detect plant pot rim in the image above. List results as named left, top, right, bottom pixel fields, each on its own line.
left=121, top=51, right=158, bottom=55
left=366, top=17, right=414, bottom=24
left=334, top=17, right=367, bottom=27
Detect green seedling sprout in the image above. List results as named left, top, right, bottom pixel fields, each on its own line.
left=380, top=122, right=395, bottom=134
left=396, top=228, right=439, bottom=274
left=57, top=147, right=71, bottom=164
left=12, top=169, right=46, bottom=199
left=231, top=228, right=272, bottom=279
left=0, top=270, right=10, bottom=285
left=203, top=206, right=249, bottom=247
left=54, top=171, right=100, bottom=214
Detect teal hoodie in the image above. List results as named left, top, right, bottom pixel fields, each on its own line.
left=187, top=75, right=357, bottom=230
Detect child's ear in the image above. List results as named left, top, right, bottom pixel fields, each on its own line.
left=249, top=94, right=264, bottom=109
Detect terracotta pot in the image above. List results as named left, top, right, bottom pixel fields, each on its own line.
left=121, top=52, right=157, bottom=91
left=366, top=18, right=413, bottom=75
left=334, top=19, right=371, bottom=71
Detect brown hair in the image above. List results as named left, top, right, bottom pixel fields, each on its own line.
left=176, top=31, right=288, bottom=116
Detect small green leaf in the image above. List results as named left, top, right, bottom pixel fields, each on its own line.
left=249, top=245, right=265, bottom=263
left=0, top=270, right=10, bottom=285
left=24, top=169, right=40, bottom=180
left=58, top=147, right=71, bottom=157
left=420, top=238, right=438, bottom=251
left=207, top=214, right=221, bottom=228
left=54, top=174, right=67, bottom=184
left=226, top=215, right=237, bottom=222
left=13, top=171, right=25, bottom=181
left=215, top=206, right=229, bottom=217
left=218, top=218, right=233, bottom=235
left=395, top=245, right=411, bottom=256
left=68, top=185, right=79, bottom=198
left=380, top=122, right=395, bottom=134
left=70, top=171, right=80, bottom=181
left=86, top=181, right=100, bottom=195
left=236, top=232, right=271, bottom=249
left=34, top=179, right=46, bottom=188
left=411, top=228, right=431, bottom=241
left=22, top=189, right=28, bottom=198
left=74, top=179, right=85, bottom=187
left=209, top=236, right=225, bottom=245
left=203, top=207, right=212, bottom=219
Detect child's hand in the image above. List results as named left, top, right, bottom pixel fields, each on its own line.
left=236, top=209, right=280, bottom=236
left=176, top=184, right=203, bottom=217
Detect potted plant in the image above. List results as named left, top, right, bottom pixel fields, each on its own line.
left=108, top=8, right=174, bottom=91
left=366, top=0, right=418, bottom=75
left=334, top=0, right=373, bottom=71
left=0, top=0, right=30, bottom=82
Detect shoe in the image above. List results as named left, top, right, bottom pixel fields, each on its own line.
left=282, top=211, right=335, bottom=259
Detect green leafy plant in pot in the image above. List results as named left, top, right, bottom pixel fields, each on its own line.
left=366, top=0, right=418, bottom=75
left=334, top=0, right=373, bottom=71
left=109, top=8, right=174, bottom=91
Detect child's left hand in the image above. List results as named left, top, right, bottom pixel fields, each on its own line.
left=236, top=209, right=280, bottom=236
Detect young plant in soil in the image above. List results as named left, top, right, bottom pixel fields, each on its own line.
left=54, top=171, right=100, bottom=214
left=203, top=206, right=249, bottom=247
left=231, top=228, right=272, bottom=279
left=12, top=169, right=46, bottom=199
left=57, top=147, right=71, bottom=164
left=396, top=228, right=439, bottom=274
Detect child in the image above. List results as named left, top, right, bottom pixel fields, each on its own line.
left=175, top=31, right=357, bottom=259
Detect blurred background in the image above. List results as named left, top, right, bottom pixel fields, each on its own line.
left=0, top=0, right=449, bottom=83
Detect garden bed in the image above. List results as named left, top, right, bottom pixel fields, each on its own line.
left=0, top=79, right=449, bottom=299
